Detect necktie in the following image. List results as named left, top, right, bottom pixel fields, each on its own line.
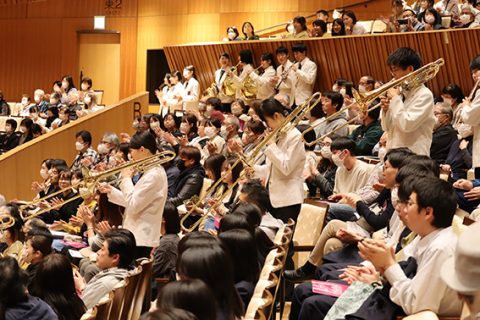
left=298, top=63, right=302, bottom=70
left=220, top=69, right=225, bottom=80
left=282, top=66, right=285, bottom=73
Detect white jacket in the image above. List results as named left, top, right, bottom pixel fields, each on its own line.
left=249, top=65, right=276, bottom=100
left=294, top=57, right=317, bottom=105
left=182, top=78, right=200, bottom=111
left=462, top=88, right=480, bottom=167
left=276, top=60, right=296, bottom=107
left=108, top=166, right=167, bottom=247
left=253, top=127, right=306, bottom=208
left=215, top=67, right=233, bottom=103
left=232, top=64, right=253, bottom=100
left=381, top=84, right=435, bottom=156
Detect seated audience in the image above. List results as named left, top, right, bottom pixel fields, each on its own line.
left=401, top=9, right=424, bottom=32
left=420, top=7, right=447, bottom=30
left=224, top=26, right=242, bottom=41
left=0, top=119, right=19, bottom=151
left=45, top=105, right=61, bottom=130
left=441, top=83, right=465, bottom=128
left=18, top=118, right=34, bottom=145
left=0, top=90, right=10, bottom=115
left=380, top=0, right=406, bottom=32
left=221, top=115, right=241, bottom=156
left=430, top=103, right=458, bottom=164
left=205, top=97, right=225, bottom=123
left=311, top=19, right=331, bottom=37
left=457, top=3, right=480, bottom=27
left=242, top=21, right=259, bottom=40
left=24, top=227, right=54, bottom=295
left=315, top=91, right=348, bottom=137
left=60, top=75, right=77, bottom=104
left=71, top=130, right=98, bottom=171
left=435, top=0, right=460, bottom=20
left=0, top=203, right=24, bottom=259
left=442, top=120, right=473, bottom=182
left=202, top=118, right=226, bottom=159
left=347, top=102, right=384, bottom=155
left=286, top=16, right=309, bottom=38
left=33, top=89, right=48, bottom=116
left=79, top=77, right=93, bottom=102
left=418, top=0, right=443, bottom=25
left=343, top=10, right=367, bottom=35
left=53, top=106, right=70, bottom=129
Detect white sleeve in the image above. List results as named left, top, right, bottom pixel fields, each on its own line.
left=463, top=89, right=480, bottom=125
left=389, top=91, right=434, bottom=133
left=295, top=62, right=317, bottom=85
left=263, top=132, right=305, bottom=176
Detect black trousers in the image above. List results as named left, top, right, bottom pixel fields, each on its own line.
left=475, top=167, right=480, bottom=179
left=270, top=203, right=302, bottom=223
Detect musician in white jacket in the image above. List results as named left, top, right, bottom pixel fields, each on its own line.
left=461, top=53, right=480, bottom=179
left=270, top=46, right=296, bottom=107
left=380, top=47, right=435, bottom=156
left=101, top=131, right=168, bottom=258
left=248, top=53, right=276, bottom=100
left=167, top=71, right=184, bottom=112
left=291, top=43, right=317, bottom=106
left=252, top=98, right=306, bottom=222
left=227, top=49, right=254, bottom=101
left=181, top=66, right=200, bottom=111
left=215, top=53, right=235, bottom=108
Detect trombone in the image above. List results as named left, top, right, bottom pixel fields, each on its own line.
left=180, top=92, right=322, bottom=233
left=0, top=213, right=15, bottom=230
left=20, top=150, right=176, bottom=221
left=302, top=58, right=445, bottom=147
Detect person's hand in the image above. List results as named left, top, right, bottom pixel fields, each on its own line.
left=178, top=136, right=188, bottom=147
left=96, top=221, right=112, bottom=237
left=78, top=205, right=95, bottom=227
left=69, top=215, right=84, bottom=228
left=379, top=15, right=390, bottom=25
left=39, top=112, right=48, bottom=119
left=31, top=181, right=45, bottom=193
left=206, top=141, right=217, bottom=154
left=155, top=89, right=161, bottom=97
left=465, top=187, right=480, bottom=201
left=270, top=77, right=279, bottom=85
left=345, top=193, right=363, bottom=208
left=387, top=87, right=400, bottom=99
left=121, top=167, right=135, bottom=179
left=120, top=133, right=131, bottom=143
left=227, top=139, right=243, bottom=154
left=440, top=164, right=451, bottom=171
left=380, top=96, right=390, bottom=112
left=373, top=183, right=385, bottom=193
left=290, top=64, right=298, bottom=72
left=226, top=69, right=234, bottom=77
left=49, top=197, right=65, bottom=209
left=307, top=28, right=314, bottom=37
left=51, top=122, right=59, bottom=129
left=453, top=179, right=474, bottom=191
left=49, top=220, right=67, bottom=231
left=185, top=109, right=201, bottom=121
left=94, top=162, right=109, bottom=172
left=76, top=110, right=83, bottom=118
left=424, top=24, right=433, bottom=31
left=309, top=160, right=319, bottom=178
left=344, top=96, right=355, bottom=106
left=80, top=157, right=94, bottom=167
left=98, top=183, right=113, bottom=194
left=339, top=265, right=380, bottom=285
left=206, top=198, right=220, bottom=210
left=336, top=228, right=364, bottom=244
left=208, top=229, right=218, bottom=236
left=163, top=132, right=178, bottom=146
left=38, top=200, right=50, bottom=210
left=328, top=193, right=345, bottom=202
left=459, top=139, right=469, bottom=150
left=74, top=270, right=86, bottom=294
left=358, top=239, right=395, bottom=273
left=462, top=97, right=471, bottom=108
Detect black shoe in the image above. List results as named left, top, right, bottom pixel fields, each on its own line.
left=283, top=268, right=314, bottom=283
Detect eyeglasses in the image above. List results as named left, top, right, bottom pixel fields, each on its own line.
left=319, top=142, right=331, bottom=147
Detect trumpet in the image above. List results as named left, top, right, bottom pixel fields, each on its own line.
left=241, top=65, right=262, bottom=100
left=180, top=93, right=322, bottom=233
left=20, top=150, right=176, bottom=221
left=302, top=58, right=445, bottom=147
left=222, top=62, right=240, bottom=98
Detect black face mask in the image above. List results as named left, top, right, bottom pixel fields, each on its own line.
left=177, top=159, right=186, bottom=171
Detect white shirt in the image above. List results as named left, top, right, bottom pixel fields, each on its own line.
left=294, top=57, right=317, bottom=105
left=249, top=65, right=276, bottom=100
left=108, top=166, right=167, bottom=247
left=182, top=77, right=200, bottom=111
left=215, top=67, right=233, bottom=103
left=276, top=60, right=296, bottom=107
left=166, top=83, right=184, bottom=109
left=232, top=64, right=253, bottom=100
left=333, top=160, right=372, bottom=195
left=384, top=227, right=462, bottom=316
left=462, top=88, right=480, bottom=167
left=381, top=84, right=435, bottom=156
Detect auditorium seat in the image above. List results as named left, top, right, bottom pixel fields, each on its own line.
left=357, top=20, right=374, bottom=33
left=93, top=90, right=104, bottom=105
left=109, top=279, right=129, bottom=319
left=131, top=256, right=154, bottom=320
left=371, top=19, right=388, bottom=33
left=96, top=291, right=114, bottom=320
left=120, top=266, right=142, bottom=320
left=80, top=306, right=98, bottom=320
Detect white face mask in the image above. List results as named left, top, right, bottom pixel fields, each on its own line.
left=21, top=99, right=28, bottom=106
left=433, top=116, right=444, bottom=130
left=133, top=121, right=139, bottom=130
left=425, top=15, right=435, bottom=24
left=40, top=169, right=49, bottom=179
left=0, top=230, right=7, bottom=243
left=391, top=186, right=399, bottom=203
left=20, top=126, right=26, bottom=133
left=59, top=114, right=66, bottom=121
left=228, top=32, right=236, bottom=40
left=460, top=14, right=471, bottom=24
left=50, top=98, right=56, bottom=104
left=443, top=98, right=453, bottom=105
left=150, top=122, right=160, bottom=131
left=332, top=84, right=339, bottom=92
left=97, top=143, right=109, bottom=155
left=377, top=163, right=385, bottom=181
left=320, top=146, right=332, bottom=159
left=242, top=133, right=253, bottom=145
left=75, top=141, right=85, bottom=151
left=220, top=125, right=230, bottom=137
left=62, top=82, right=69, bottom=89
left=109, top=157, right=117, bottom=166
left=339, top=88, right=346, bottom=96
left=34, top=96, right=41, bottom=103
left=81, top=83, right=89, bottom=91
left=84, top=97, right=92, bottom=104
left=204, top=127, right=217, bottom=139
left=378, top=147, right=387, bottom=162
left=287, top=25, right=294, bottom=33
left=457, top=123, right=473, bottom=138
left=206, top=105, right=214, bottom=112
left=5, top=125, right=12, bottom=134
left=180, top=123, right=190, bottom=134
left=231, top=105, right=243, bottom=116
left=358, top=85, right=367, bottom=93
left=332, top=151, right=345, bottom=167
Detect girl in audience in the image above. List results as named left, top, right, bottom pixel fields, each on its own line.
left=45, top=105, right=61, bottom=130
left=206, top=97, right=225, bottom=122
left=79, top=77, right=93, bottom=102
left=219, top=229, right=259, bottom=309
left=53, top=106, right=70, bottom=129
left=47, top=170, right=83, bottom=225
left=224, top=26, right=242, bottom=41
left=242, top=21, right=259, bottom=40
left=417, top=0, right=443, bottom=25
left=286, top=16, right=309, bottom=38
left=332, top=18, right=347, bottom=36
left=80, top=92, right=102, bottom=116
left=230, top=99, right=249, bottom=128
left=202, top=118, right=226, bottom=159
left=35, top=254, right=86, bottom=320
left=24, top=228, right=54, bottom=295
left=29, top=105, right=46, bottom=128
left=179, top=113, right=199, bottom=143
left=60, top=75, right=77, bottom=104
left=192, top=119, right=210, bottom=150
left=0, top=256, right=58, bottom=320
left=343, top=10, right=367, bottom=35
left=420, top=7, right=447, bottom=30
left=163, top=113, right=181, bottom=137
left=0, top=204, right=24, bottom=259
left=18, top=118, right=34, bottom=145
left=168, top=71, right=184, bottom=111
left=441, top=83, right=465, bottom=128
left=156, top=279, right=217, bottom=320
left=181, top=66, right=200, bottom=111
left=176, top=244, right=244, bottom=320
left=150, top=113, right=163, bottom=138
left=31, top=159, right=53, bottom=199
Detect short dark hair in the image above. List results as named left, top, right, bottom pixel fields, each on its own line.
left=6, top=118, right=17, bottom=130
left=396, top=163, right=438, bottom=185
left=29, top=234, right=54, bottom=257
left=130, top=131, right=157, bottom=154
left=442, top=83, right=465, bottom=101
left=324, top=91, right=344, bottom=111
left=293, top=16, right=307, bottom=30
left=104, top=229, right=136, bottom=269
left=181, top=114, right=198, bottom=135
left=385, top=147, right=415, bottom=168
left=227, top=26, right=239, bottom=39
left=342, top=10, right=358, bottom=24
left=261, top=52, right=276, bottom=69
left=205, top=118, right=221, bottom=129
left=296, top=124, right=316, bottom=151
left=140, top=307, right=198, bottom=320
left=387, top=47, right=422, bottom=71
left=163, top=202, right=180, bottom=234
left=399, top=155, right=440, bottom=177
left=206, top=97, right=222, bottom=111
left=219, top=52, right=230, bottom=60
left=410, top=176, right=457, bottom=228
left=81, top=77, right=93, bottom=89
left=309, top=98, right=324, bottom=118
left=470, top=54, right=480, bottom=70
left=292, top=42, right=307, bottom=54
left=179, top=146, right=201, bottom=164
left=316, top=10, right=329, bottom=17
left=258, top=98, right=288, bottom=122
left=313, top=19, right=327, bottom=33
left=331, top=137, right=356, bottom=155
left=75, top=130, right=92, bottom=146
left=0, top=257, right=29, bottom=308
left=367, top=100, right=381, bottom=120
left=276, top=46, right=289, bottom=55
left=239, top=49, right=254, bottom=65
left=240, top=181, right=270, bottom=214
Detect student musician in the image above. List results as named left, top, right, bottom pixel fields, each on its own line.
left=215, top=53, right=235, bottom=110
left=167, top=71, right=184, bottom=112
left=181, top=66, right=200, bottom=111
left=227, top=49, right=254, bottom=101
left=248, top=53, right=277, bottom=100
left=290, top=43, right=317, bottom=107
left=270, top=46, right=296, bottom=107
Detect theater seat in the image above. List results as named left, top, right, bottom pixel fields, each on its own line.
left=96, top=291, right=114, bottom=320
left=80, top=306, right=97, bottom=320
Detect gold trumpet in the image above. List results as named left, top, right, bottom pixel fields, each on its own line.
left=180, top=92, right=322, bottom=233
left=20, top=150, right=176, bottom=221
left=0, top=213, right=15, bottom=230
left=302, top=58, right=445, bottom=146
left=241, top=65, right=262, bottom=100
left=222, top=62, right=240, bottom=98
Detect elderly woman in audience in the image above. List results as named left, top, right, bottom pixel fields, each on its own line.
left=224, top=26, right=242, bottom=41
left=60, top=75, right=77, bottom=104
left=456, top=4, right=480, bottom=27
left=33, top=89, right=48, bottom=117
left=242, top=21, right=259, bottom=40
left=0, top=204, right=24, bottom=259
left=441, top=83, right=465, bottom=128
left=92, top=132, right=119, bottom=168
left=49, top=91, right=62, bottom=108
left=286, top=16, right=309, bottom=38
left=331, top=18, right=347, bottom=36
left=35, top=254, right=86, bottom=320
left=0, top=256, right=58, bottom=319
left=343, top=10, right=367, bottom=35
left=67, top=91, right=82, bottom=120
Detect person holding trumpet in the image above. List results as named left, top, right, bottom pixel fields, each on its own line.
left=270, top=46, right=295, bottom=108
left=247, top=53, right=276, bottom=100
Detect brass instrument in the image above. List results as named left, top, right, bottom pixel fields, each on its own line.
left=302, top=58, right=445, bottom=147
left=203, top=83, right=219, bottom=98
left=222, top=62, right=240, bottom=98
left=180, top=92, right=322, bottom=233
left=0, top=213, right=15, bottom=230
left=20, top=150, right=176, bottom=221
left=241, top=65, right=262, bottom=100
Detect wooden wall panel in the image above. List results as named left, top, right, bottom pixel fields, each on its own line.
left=0, top=92, right=149, bottom=201
left=164, top=29, right=480, bottom=101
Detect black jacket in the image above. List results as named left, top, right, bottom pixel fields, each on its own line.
left=0, top=133, right=19, bottom=151
left=430, top=124, right=458, bottom=165
left=0, top=99, right=10, bottom=115
left=167, top=163, right=205, bottom=207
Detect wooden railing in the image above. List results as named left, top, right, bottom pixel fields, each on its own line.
left=0, top=92, right=148, bottom=201
left=164, top=29, right=480, bottom=98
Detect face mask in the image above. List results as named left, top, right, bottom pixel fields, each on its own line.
left=206, top=105, right=214, bottom=112
left=332, top=151, right=345, bottom=167
left=133, top=121, right=139, bottom=130
left=0, top=230, right=7, bottom=243
left=75, top=141, right=85, bottom=151
left=21, top=99, right=28, bottom=106
left=79, top=187, right=89, bottom=195
left=31, top=113, right=38, bottom=120
left=391, top=186, right=399, bottom=204
left=204, top=127, right=217, bottom=139
left=183, top=71, right=190, bottom=78
left=457, top=123, right=473, bottom=138
left=150, top=122, right=160, bottom=131
left=460, top=14, right=471, bottom=24
left=321, top=146, right=332, bottom=159
left=81, top=84, right=89, bottom=91
left=433, top=116, right=444, bottom=130
left=378, top=147, right=387, bottom=162
left=377, top=164, right=385, bottom=181
left=228, top=32, right=236, bottom=40
left=425, top=15, right=435, bottom=24
left=62, top=82, right=69, bottom=89
left=231, top=105, right=243, bottom=116
left=59, top=114, right=66, bottom=121
left=84, top=97, right=92, bottom=104
left=177, top=158, right=186, bottom=171
left=5, top=125, right=12, bottom=134
left=220, top=125, right=229, bottom=137
left=20, top=126, right=26, bottom=133
left=50, top=99, right=56, bottom=104
left=339, top=88, right=346, bottom=96
left=97, top=143, right=109, bottom=154
left=34, top=96, right=41, bottom=103
left=40, top=169, right=49, bottom=179
left=128, top=154, right=133, bottom=161
left=287, top=25, right=294, bottom=33
left=443, top=98, right=453, bottom=105
left=332, top=84, right=339, bottom=92
left=180, top=123, right=190, bottom=134
left=109, top=157, right=118, bottom=166
left=242, top=133, right=252, bottom=145
left=358, top=85, right=366, bottom=93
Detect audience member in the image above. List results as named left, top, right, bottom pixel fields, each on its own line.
left=286, top=16, right=309, bottom=38
left=0, top=118, right=19, bottom=151
left=441, top=83, right=465, bottom=128
left=60, top=75, right=77, bottom=104
left=430, top=103, right=458, bottom=164
left=347, top=102, right=384, bottom=155
left=332, top=18, right=347, bottom=36
left=0, top=90, right=10, bottom=115
left=442, top=119, right=473, bottom=182
left=315, top=91, right=348, bottom=138
left=71, top=130, right=98, bottom=171
left=242, top=21, right=259, bottom=40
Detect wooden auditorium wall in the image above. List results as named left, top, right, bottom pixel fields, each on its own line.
left=0, top=92, right=148, bottom=202
left=164, top=29, right=480, bottom=98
